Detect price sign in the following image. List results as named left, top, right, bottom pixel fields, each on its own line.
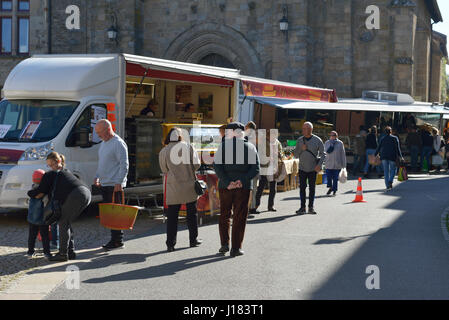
left=0, top=125, right=12, bottom=139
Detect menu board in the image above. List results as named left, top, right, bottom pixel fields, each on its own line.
left=19, top=121, right=41, bottom=140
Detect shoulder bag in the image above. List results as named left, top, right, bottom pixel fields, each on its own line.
left=303, top=137, right=321, bottom=165
left=190, top=147, right=207, bottom=196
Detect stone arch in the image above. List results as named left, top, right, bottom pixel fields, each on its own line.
left=198, top=53, right=236, bottom=69
left=164, top=22, right=264, bottom=77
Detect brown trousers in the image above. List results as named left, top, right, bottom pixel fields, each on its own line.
left=218, top=188, right=251, bottom=250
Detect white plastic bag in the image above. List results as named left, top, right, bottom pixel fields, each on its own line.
left=338, top=168, right=348, bottom=183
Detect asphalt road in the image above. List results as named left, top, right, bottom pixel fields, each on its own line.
left=43, top=175, right=449, bottom=300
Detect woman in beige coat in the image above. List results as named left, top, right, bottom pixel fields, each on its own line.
left=159, top=128, right=202, bottom=252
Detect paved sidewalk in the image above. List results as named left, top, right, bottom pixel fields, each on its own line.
left=0, top=208, right=163, bottom=296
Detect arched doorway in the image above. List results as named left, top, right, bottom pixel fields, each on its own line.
left=198, top=53, right=236, bottom=69
left=164, top=22, right=264, bottom=77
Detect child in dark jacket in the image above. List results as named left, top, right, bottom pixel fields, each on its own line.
left=27, top=169, right=51, bottom=259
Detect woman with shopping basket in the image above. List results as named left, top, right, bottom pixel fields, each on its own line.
left=27, top=152, right=91, bottom=261
left=159, top=127, right=202, bottom=252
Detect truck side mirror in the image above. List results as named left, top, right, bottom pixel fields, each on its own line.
left=66, top=127, right=92, bottom=148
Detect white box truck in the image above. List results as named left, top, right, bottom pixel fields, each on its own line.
left=0, top=54, right=241, bottom=209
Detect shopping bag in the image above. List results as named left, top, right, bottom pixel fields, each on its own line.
left=368, top=154, right=381, bottom=166
left=402, top=166, right=408, bottom=181
left=398, top=167, right=408, bottom=182
left=422, top=158, right=429, bottom=171
left=432, top=154, right=443, bottom=166
left=338, top=168, right=348, bottom=184
left=99, top=191, right=139, bottom=230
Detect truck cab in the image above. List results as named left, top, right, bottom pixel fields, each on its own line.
left=0, top=54, right=122, bottom=208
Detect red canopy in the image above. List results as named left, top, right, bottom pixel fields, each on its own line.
left=241, top=79, right=338, bottom=103
left=126, top=62, right=235, bottom=87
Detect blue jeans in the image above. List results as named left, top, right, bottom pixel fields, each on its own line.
left=364, top=149, right=382, bottom=174
left=421, top=146, right=432, bottom=170
left=382, top=160, right=396, bottom=188
left=409, top=145, right=420, bottom=170
left=326, top=169, right=341, bottom=192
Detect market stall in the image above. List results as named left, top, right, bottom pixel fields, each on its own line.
left=239, top=89, right=449, bottom=167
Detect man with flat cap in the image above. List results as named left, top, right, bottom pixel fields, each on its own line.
left=214, top=122, right=260, bottom=257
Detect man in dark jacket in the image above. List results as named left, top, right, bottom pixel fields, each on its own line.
left=214, top=122, right=260, bottom=257
left=375, top=126, right=403, bottom=190
left=405, top=126, right=422, bottom=172
left=352, top=126, right=366, bottom=175
left=421, top=127, right=433, bottom=172
left=363, top=126, right=382, bottom=178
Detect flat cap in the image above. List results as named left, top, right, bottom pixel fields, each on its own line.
left=226, top=122, right=245, bottom=131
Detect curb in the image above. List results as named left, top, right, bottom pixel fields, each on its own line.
left=441, top=207, right=449, bottom=244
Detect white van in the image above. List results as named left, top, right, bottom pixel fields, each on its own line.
left=0, top=54, right=241, bottom=209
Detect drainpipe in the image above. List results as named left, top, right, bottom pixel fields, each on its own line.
left=429, top=21, right=437, bottom=102
left=47, top=0, right=52, bottom=54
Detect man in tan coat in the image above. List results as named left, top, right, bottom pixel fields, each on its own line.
left=159, top=128, right=202, bottom=252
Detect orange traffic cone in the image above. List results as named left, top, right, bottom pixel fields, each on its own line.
left=352, top=177, right=366, bottom=203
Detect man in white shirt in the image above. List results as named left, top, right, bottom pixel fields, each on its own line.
left=94, top=119, right=129, bottom=250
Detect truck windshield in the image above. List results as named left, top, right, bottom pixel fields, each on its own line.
left=0, top=99, right=79, bottom=142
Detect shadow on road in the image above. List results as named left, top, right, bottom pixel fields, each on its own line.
left=313, top=233, right=374, bottom=245
left=247, top=214, right=299, bottom=224
left=81, top=253, right=225, bottom=283
left=309, top=175, right=449, bottom=299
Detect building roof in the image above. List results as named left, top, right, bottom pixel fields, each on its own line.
left=432, top=31, right=448, bottom=58
left=425, top=0, right=443, bottom=23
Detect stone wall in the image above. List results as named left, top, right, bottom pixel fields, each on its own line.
left=0, top=0, right=445, bottom=103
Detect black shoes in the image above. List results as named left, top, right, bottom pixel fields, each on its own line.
left=249, top=209, right=260, bottom=215
left=326, top=188, right=332, bottom=195
left=296, top=207, right=306, bottom=215
left=268, top=207, right=277, bottom=212
left=167, top=246, right=175, bottom=252
left=308, top=207, right=317, bottom=215
left=332, top=191, right=336, bottom=196
left=218, top=244, right=230, bottom=254
left=230, top=248, right=244, bottom=257
left=48, top=252, right=68, bottom=262
left=68, top=251, right=76, bottom=260
left=102, top=241, right=124, bottom=251
left=190, top=239, right=203, bottom=248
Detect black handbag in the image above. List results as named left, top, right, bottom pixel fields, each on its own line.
left=194, top=179, right=207, bottom=196
left=190, top=148, right=207, bottom=196
left=43, top=172, right=62, bottom=225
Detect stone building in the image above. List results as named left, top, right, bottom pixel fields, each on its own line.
left=0, top=0, right=447, bottom=102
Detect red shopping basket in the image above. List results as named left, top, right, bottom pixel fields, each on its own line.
left=99, top=191, right=139, bottom=230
